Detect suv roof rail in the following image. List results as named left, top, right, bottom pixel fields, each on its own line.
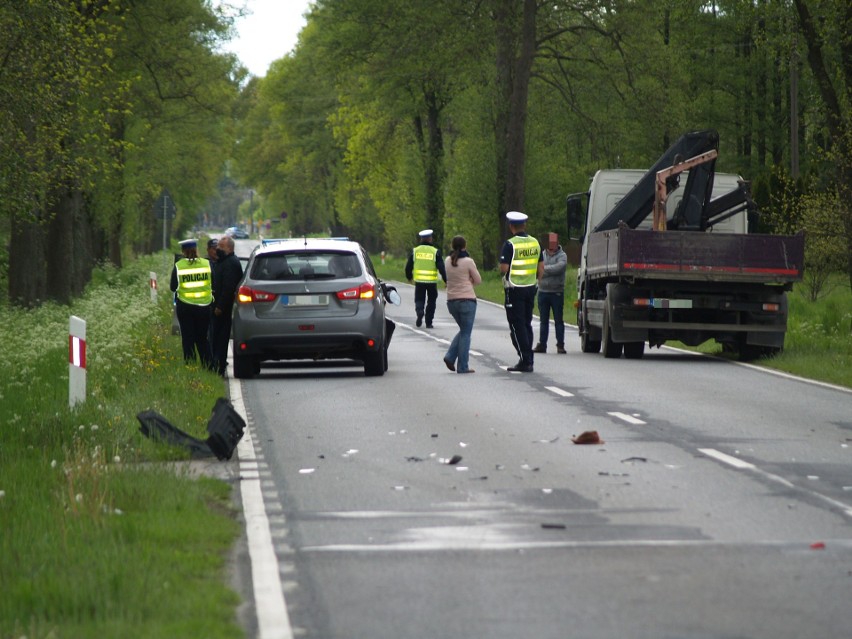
left=261, top=237, right=350, bottom=246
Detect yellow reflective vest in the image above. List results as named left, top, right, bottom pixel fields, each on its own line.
left=507, top=235, right=540, bottom=287
left=175, top=258, right=213, bottom=305
left=412, top=245, right=439, bottom=283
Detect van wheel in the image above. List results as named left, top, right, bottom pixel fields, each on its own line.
left=602, top=308, right=623, bottom=359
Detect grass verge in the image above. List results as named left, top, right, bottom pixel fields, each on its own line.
left=0, top=254, right=241, bottom=639
left=374, top=255, right=852, bottom=388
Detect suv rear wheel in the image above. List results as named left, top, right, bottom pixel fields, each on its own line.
left=233, top=354, right=256, bottom=379
left=363, top=348, right=385, bottom=376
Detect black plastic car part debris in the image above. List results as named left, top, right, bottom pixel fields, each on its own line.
left=137, top=397, right=246, bottom=461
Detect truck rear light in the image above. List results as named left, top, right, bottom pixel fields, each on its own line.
left=336, top=282, right=375, bottom=300
left=238, top=285, right=278, bottom=303
left=762, top=303, right=780, bottom=312
left=633, top=298, right=652, bottom=306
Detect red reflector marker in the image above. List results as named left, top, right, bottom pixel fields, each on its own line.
left=298, top=325, right=315, bottom=331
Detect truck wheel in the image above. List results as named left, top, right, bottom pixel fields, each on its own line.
left=602, top=308, right=623, bottom=359
left=578, top=307, right=601, bottom=353
left=623, top=341, right=645, bottom=359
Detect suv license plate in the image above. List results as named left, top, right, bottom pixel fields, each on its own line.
left=280, top=294, right=329, bottom=307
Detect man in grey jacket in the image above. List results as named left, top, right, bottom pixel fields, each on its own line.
left=534, top=233, right=568, bottom=354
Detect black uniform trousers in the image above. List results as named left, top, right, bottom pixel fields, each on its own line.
left=505, top=285, right=537, bottom=366
left=210, top=307, right=234, bottom=376
left=176, top=299, right=213, bottom=368
left=414, top=282, right=438, bottom=324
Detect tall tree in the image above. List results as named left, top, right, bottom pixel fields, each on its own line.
left=793, top=0, right=852, bottom=289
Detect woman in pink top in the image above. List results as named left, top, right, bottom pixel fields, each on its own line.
left=443, top=235, right=482, bottom=373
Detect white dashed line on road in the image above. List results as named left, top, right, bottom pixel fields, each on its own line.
left=545, top=386, right=574, bottom=397
left=607, top=412, right=646, bottom=425
left=698, top=448, right=755, bottom=469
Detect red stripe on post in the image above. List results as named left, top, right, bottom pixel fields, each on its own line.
left=69, top=335, right=87, bottom=369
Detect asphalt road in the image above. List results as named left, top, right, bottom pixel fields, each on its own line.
left=230, top=278, right=852, bottom=639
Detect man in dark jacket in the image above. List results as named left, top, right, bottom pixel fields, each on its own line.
left=211, top=235, right=244, bottom=376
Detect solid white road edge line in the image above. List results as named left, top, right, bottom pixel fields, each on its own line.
left=230, top=378, right=294, bottom=639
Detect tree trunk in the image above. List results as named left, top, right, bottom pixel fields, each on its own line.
left=424, top=89, right=445, bottom=242
left=793, top=0, right=852, bottom=290
left=8, top=211, right=47, bottom=308
left=490, top=0, right=536, bottom=269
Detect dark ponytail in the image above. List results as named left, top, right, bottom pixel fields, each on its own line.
left=450, top=235, right=466, bottom=267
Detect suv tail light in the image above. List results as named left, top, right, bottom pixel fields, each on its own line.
left=238, top=285, right=278, bottom=304
left=336, top=282, right=375, bottom=300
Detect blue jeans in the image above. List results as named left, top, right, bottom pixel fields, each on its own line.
left=445, top=299, right=477, bottom=372
left=537, top=291, right=565, bottom=347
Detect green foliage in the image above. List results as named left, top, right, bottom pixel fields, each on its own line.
left=0, top=254, right=241, bottom=638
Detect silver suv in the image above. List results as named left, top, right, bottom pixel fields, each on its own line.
left=232, top=238, right=399, bottom=378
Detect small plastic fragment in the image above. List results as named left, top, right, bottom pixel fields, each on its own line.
left=810, top=542, right=825, bottom=550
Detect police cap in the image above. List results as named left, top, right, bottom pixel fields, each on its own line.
left=418, top=229, right=433, bottom=238
left=179, top=239, right=198, bottom=249
left=506, top=211, right=528, bottom=224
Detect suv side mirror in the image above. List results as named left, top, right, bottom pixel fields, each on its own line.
left=383, top=284, right=401, bottom=305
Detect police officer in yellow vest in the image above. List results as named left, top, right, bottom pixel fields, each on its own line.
left=499, top=212, right=544, bottom=372
left=404, top=229, right=447, bottom=328
left=170, top=238, right=214, bottom=368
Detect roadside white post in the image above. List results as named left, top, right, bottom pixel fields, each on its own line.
left=69, top=316, right=87, bottom=408
left=149, top=271, right=158, bottom=303
left=381, top=250, right=386, bottom=265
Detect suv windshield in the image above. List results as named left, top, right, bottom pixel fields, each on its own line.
left=251, top=251, right=362, bottom=281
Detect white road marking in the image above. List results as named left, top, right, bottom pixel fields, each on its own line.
left=545, top=386, right=574, bottom=397
left=700, top=448, right=852, bottom=518
left=698, top=448, right=755, bottom=470
left=608, top=411, right=646, bottom=425
left=301, top=538, right=852, bottom=553
left=230, top=379, right=293, bottom=639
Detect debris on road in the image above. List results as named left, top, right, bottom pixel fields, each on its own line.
left=571, top=431, right=603, bottom=445
left=137, top=397, right=245, bottom=460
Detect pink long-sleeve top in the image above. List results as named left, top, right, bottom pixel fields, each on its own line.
left=444, top=255, right=482, bottom=300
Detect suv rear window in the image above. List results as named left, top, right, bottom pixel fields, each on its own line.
left=251, top=251, right=362, bottom=281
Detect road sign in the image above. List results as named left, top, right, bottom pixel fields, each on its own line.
left=154, top=189, right=176, bottom=220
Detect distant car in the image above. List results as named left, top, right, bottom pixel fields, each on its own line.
left=231, top=238, right=400, bottom=378
left=226, top=226, right=250, bottom=239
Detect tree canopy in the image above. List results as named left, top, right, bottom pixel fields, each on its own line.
left=2, top=0, right=851, bottom=304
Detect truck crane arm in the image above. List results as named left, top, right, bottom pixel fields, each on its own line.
left=593, top=129, right=720, bottom=232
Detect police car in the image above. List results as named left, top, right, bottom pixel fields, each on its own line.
left=231, top=238, right=400, bottom=378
